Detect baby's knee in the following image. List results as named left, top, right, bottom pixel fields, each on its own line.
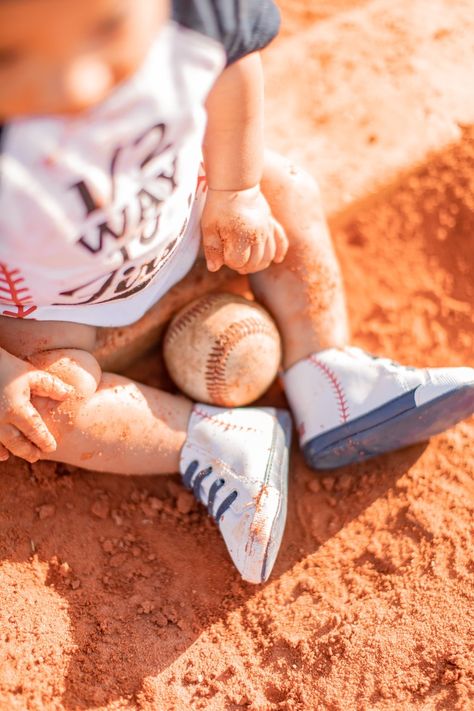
left=263, top=151, right=323, bottom=214
left=28, top=348, right=102, bottom=399
left=287, top=164, right=322, bottom=211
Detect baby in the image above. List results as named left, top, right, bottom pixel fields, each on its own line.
left=1, top=0, right=473, bottom=583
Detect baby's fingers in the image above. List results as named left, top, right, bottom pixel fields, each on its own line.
left=222, top=232, right=252, bottom=270
left=28, top=370, right=73, bottom=401
left=0, top=424, right=42, bottom=464
left=202, top=230, right=225, bottom=272
left=0, top=444, right=9, bottom=462
left=240, top=232, right=276, bottom=275
left=10, top=402, right=57, bottom=453
left=273, top=219, right=289, bottom=264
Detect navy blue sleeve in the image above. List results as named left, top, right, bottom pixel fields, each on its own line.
left=172, top=0, right=281, bottom=65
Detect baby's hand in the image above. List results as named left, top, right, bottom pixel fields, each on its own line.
left=201, top=185, right=288, bottom=274
left=0, top=348, right=73, bottom=463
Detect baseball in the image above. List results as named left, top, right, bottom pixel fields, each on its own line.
left=163, top=292, right=282, bottom=407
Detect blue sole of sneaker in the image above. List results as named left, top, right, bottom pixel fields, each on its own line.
left=303, top=384, right=474, bottom=470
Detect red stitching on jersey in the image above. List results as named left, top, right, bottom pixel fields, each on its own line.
left=196, top=162, right=208, bottom=193
left=309, top=355, right=349, bottom=423
left=0, top=263, right=37, bottom=318
left=193, top=405, right=259, bottom=433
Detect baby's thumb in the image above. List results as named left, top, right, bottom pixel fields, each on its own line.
left=202, top=228, right=224, bottom=272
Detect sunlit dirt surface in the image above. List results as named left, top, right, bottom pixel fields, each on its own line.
left=1, top=2, right=473, bottom=709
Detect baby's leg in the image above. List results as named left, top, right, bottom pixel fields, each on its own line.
left=0, top=317, right=191, bottom=474
left=251, top=150, right=349, bottom=368
left=253, top=155, right=474, bottom=470
left=31, top=349, right=191, bottom=474
left=1, top=319, right=291, bottom=582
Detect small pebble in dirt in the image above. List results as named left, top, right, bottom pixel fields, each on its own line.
left=306, top=479, right=321, bottom=493
left=59, top=562, right=71, bottom=578
left=167, top=480, right=183, bottom=499
left=231, top=582, right=244, bottom=596
left=101, top=539, right=115, bottom=553
left=37, top=504, right=55, bottom=520
left=336, top=473, right=353, bottom=493
left=153, top=611, right=168, bottom=627
left=176, top=491, right=195, bottom=515
left=321, top=477, right=335, bottom=492
left=163, top=605, right=178, bottom=623
left=70, top=579, right=81, bottom=590
left=91, top=499, right=109, bottom=519
left=149, top=497, right=163, bottom=511
left=109, top=552, right=127, bottom=568
left=111, top=510, right=123, bottom=526
left=236, top=695, right=250, bottom=707
left=138, top=600, right=154, bottom=614
left=140, top=501, right=155, bottom=517
left=341, top=624, right=353, bottom=638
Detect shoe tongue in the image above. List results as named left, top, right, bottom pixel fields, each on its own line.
left=343, top=346, right=374, bottom=361
left=343, top=346, right=406, bottom=371
left=350, top=346, right=400, bottom=363
left=320, top=345, right=375, bottom=361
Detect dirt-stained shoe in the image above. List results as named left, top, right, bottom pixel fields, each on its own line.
left=283, top=346, right=474, bottom=469
left=180, top=404, right=292, bottom=583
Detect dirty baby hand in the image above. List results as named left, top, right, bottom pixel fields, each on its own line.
left=0, top=348, right=73, bottom=463
left=201, top=185, right=288, bottom=274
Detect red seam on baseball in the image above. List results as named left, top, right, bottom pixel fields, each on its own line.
left=165, top=293, right=223, bottom=346
left=205, top=317, right=278, bottom=406
left=308, top=355, right=350, bottom=423
left=193, top=405, right=259, bottom=433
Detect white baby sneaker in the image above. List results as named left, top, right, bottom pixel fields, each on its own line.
left=283, top=346, right=474, bottom=469
left=180, top=404, right=292, bottom=584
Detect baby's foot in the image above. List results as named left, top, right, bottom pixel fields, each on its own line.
left=284, top=346, right=474, bottom=469
left=180, top=404, right=291, bottom=583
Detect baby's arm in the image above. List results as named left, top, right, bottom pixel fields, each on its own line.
left=202, top=53, right=288, bottom=274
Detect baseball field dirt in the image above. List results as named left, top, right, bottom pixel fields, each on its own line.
left=1, top=1, right=473, bottom=709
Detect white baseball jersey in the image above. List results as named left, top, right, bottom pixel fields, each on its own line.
left=0, top=0, right=280, bottom=326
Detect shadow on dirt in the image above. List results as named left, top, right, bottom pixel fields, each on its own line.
left=0, top=350, right=426, bottom=708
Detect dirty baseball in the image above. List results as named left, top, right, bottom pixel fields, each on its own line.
left=163, top=293, right=282, bottom=406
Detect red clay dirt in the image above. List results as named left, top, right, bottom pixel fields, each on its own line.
left=1, top=3, right=474, bottom=710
